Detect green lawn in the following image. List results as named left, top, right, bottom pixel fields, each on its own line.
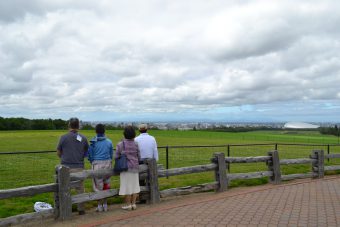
left=0, top=129, right=339, bottom=218
left=0, top=129, right=336, bottom=153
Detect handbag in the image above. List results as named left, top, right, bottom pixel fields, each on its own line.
left=114, top=142, right=128, bottom=173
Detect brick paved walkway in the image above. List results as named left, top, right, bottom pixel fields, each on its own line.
left=30, top=176, right=340, bottom=227
left=80, top=176, right=340, bottom=227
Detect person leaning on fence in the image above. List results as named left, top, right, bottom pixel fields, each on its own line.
left=116, top=125, right=141, bottom=210
left=56, top=117, right=89, bottom=215
left=135, top=123, right=158, bottom=162
left=134, top=123, right=158, bottom=203
left=88, top=124, right=113, bottom=212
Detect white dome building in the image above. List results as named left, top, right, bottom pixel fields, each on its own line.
left=283, top=122, right=319, bottom=129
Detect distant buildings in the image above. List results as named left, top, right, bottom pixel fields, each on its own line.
left=84, top=121, right=328, bottom=130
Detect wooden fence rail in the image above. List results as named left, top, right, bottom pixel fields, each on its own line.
left=280, top=158, right=315, bottom=165
left=2, top=149, right=340, bottom=226
left=324, top=165, right=340, bottom=171
left=281, top=173, right=316, bottom=181
left=157, top=164, right=217, bottom=178
left=225, top=156, right=271, bottom=163
left=325, top=153, right=340, bottom=159
left=160, top=182, right=218, bottom=198
left=228, top=171, right=273, bottom=181
left=0, top=209, right=54, bottom=227
left=0, top=183, right=57, bottom=200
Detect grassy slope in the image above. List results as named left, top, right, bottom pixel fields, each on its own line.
left=0, top=130, right=339, bottom=218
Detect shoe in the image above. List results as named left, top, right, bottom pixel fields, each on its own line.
left=131, top=204, right=137, bottom=210
left=78, top=210, right=85, bottom=215
left=96, top=205, right=103, bottom=212
left=103, top=204, right=108, bottom=212
left=121, top=204, right=132, bottom=210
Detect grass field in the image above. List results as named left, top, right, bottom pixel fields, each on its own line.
left=0, top=129, right=339, bottom=218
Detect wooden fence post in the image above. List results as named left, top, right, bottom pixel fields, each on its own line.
left=311, top=150, right=324, bottom=178
left=54, top=165, right=72, bottom=220
left=145, top=158, right=160, bottom=204
left=213, top=152, right=228, bottom=192
left=54, top=166, right=60, bottom=219
left=267, top=150, right=281, bottom=184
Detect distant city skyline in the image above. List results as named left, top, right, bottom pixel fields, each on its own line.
left=83, top=121, right=337, bottom=131
left=0, top=1, right=339, bottom=122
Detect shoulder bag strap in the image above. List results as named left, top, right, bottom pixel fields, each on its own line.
left=122, top=141, right=125, bottom=154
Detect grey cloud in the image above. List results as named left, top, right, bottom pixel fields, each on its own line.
left=213, top=2, right=340, bottom=62
left=0, top=0, right=340, bottom=121
left=0, top=0, right=44, bottom=22
left=0, top=0, right=99, bottom=22
left=216, top=27, right=297, bottom=61
left=0, top=77, right=31, bottom=95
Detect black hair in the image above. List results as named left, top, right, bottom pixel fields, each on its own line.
left=68, top=117, right=79, bottom=129
left=95, top=124, right=105, bottom=134
left=123, top=125, right=136, bottom=139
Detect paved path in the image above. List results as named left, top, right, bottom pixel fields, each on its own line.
left=31, top=176, right=340, bottom=227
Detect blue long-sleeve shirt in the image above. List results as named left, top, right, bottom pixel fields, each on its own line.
left=88, top=135, right=113, bottom=163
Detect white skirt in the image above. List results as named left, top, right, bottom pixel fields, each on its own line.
left=119, top=171, right=140, bottom=195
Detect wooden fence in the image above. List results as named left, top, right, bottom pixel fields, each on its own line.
left=1, top=149, right=340, bottom=226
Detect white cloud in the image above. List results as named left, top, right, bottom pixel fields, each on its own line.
left=0, top=0, right=340, bottom=121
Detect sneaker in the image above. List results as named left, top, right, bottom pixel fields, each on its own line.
left=121, top=204, right=132, bottom=210
left=131, top=204, right=137, bottom=210
left=96, top=205, right=103, bottom=212
left=103, top=204, right=108, bottom=212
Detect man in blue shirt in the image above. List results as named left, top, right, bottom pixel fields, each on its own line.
left=88, top=124, right=113, bottom=212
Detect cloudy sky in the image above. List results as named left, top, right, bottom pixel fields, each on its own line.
left=0, top=0, right=340, bottom=122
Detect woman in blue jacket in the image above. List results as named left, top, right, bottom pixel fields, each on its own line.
left=88, top=124, right=113, bottom=212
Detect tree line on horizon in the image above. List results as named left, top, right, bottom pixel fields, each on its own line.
left=0, top=117, right=125, bottom=130
left=0, top=117, right=68, bottom=130
left=0, top=117, right=339, bottom=138
left=319, top=125, right=340, bottom=137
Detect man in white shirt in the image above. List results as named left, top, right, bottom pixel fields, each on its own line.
left=135, top=124, right=158, bottom=162
left=135, top=123, right=158, bottom=203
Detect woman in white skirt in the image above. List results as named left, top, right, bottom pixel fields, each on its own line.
left=116, top=126, right=141, bottom=210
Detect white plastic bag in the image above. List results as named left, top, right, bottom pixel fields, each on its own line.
left=34, top=202, right=52, bottom=212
